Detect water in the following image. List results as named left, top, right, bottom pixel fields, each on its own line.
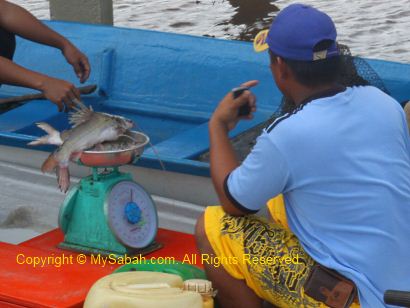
left=8, top=0, right=410, bottom=62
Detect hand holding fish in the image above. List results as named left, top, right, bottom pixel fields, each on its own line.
left=38, top=76, right=81, bottom=112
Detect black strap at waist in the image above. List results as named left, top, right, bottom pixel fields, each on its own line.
left=0, top=27, right=16, bottom=60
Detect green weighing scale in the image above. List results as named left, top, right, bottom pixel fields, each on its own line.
left=58, top=131, right=161, bottom=256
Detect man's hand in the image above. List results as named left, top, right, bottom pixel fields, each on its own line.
left=211, top=80, right=258, bottom=131
left=38, top=76, right=80, bottom=112
left=0, top=1, right=91, bottom=83
left=61, top=42, right=91, bottom=83
left=208, top=80, right=259, bottom=216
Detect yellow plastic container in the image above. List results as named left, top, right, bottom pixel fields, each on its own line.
left=84, top=272, right=214, bottom=308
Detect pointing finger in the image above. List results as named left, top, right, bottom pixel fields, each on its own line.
left=240, top=80, right=259, bottom=89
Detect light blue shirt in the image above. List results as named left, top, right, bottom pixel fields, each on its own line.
left=226, top=86, right=410, bottom=307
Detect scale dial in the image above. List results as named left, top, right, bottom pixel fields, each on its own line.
left=105, top=180, right=158, bottom=249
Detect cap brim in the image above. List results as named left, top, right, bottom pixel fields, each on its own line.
left=253, top=29, right=269, bottom=52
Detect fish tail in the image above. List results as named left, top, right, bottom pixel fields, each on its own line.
left=28, top=122, right=62, bottom=146
left=41, top=153, right=58, bottom=173
left=28, top=136, right=50, bottom=146
left=56, top=166, right=70, bottom=193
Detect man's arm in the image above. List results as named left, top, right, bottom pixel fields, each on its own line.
left=0, top=1, right=67, bottom=51
left=0, top=56, right=80, bottom=111
left=0, top=0, right=90, bottom=82
left=209, top=80, right=258, bottom=216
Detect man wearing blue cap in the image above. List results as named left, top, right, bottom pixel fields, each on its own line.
left=196, top=3, right=410, bottom=308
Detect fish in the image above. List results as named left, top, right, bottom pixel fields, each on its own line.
left=90, top=133, right=138, bottom=152
left=28, top=100, right=134, bottom=193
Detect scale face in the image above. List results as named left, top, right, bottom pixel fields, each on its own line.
left=105, top=180, right=158, bottom=249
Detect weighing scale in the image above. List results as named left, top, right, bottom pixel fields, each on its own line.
left=58, top=131, right=161, bottom=256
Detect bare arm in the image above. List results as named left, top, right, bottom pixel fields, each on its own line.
left=0, top=0, right=67, bottom=50
left=0, top=0, right=90, bottom=82
left=209, top=80, right=258, bottom=216
left=0, top=55, right=47, bottom=89
left=209, top=117, right=241, bottom=215
left=0, top=56, right=80, bottom=111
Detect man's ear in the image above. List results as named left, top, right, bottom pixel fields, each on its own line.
left=276, top=57, right=290, bottom=80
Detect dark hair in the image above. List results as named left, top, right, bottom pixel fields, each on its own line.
left=269, top=40, right=342, bottom=87
left=271, top=43, right=388, bottom=117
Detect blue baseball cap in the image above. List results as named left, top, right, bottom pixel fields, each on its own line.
left=253, top=3, right=339, bottom=61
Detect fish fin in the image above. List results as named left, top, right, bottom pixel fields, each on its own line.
left=56, top=166, right=70, bottom=193
left=28, top=136, right=50, bottom=146
left=28, top=122, right=63, bottom=146
left=41, top=153, right=58, bottom=173
left=69, top=97, right=94, bottom=127
left=68, top=106, right=94, bottom=128
left=37, top=122, right=59, bottom=135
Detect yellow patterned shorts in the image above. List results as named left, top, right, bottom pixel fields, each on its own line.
left=204, top=195, right=360, bottom=308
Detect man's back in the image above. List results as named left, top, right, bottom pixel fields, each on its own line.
left=270, top=85, right=410, bottom=306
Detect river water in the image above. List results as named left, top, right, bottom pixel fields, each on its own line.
left=9, top=0, right=410, bottom=63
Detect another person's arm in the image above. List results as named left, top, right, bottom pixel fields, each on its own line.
left=0, top=56, right=80, bottom=111
left=209, top=80, right=258, bottom=216
left=0, top=0, right=90, bottom=83
left=209, top=80, right=290, bottom=217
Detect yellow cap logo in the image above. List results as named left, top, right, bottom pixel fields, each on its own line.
left=253, top=29, right=269, bottom=52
